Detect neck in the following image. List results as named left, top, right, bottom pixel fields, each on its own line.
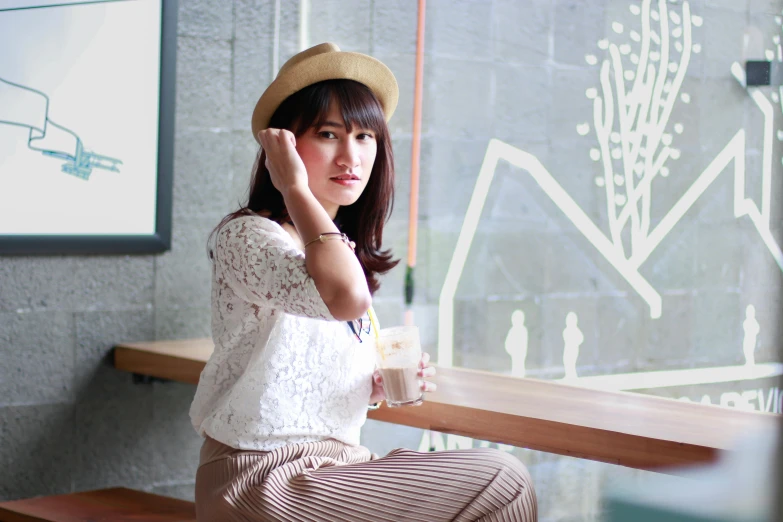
left=320, top=200, right=339, bottom=220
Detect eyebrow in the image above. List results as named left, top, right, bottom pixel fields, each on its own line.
left=319, top=120, right=345, bottom=129
left=317, top=120, right=374, bottom=134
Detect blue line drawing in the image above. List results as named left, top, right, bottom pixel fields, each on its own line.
left=0, top=76, right=122, bottom=180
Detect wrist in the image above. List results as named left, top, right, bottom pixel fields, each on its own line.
left=280, top=181, right=311, bottom=201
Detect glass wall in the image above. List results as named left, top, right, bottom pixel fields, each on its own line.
left=284, top=1, right=783, bottom=520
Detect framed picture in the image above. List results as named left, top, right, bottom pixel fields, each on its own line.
left=0, top=0, right=177, bottom=255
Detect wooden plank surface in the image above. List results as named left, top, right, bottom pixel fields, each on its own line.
left=113, top=338, right=781, bottom=471
left=0, top=488, right=196, bottom=522
left=114, top=338, right=213, bottom=385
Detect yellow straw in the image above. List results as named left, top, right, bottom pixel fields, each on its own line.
left=367, top=306, right=381, bottom=339
left=367, top=306, right=384, bottom=362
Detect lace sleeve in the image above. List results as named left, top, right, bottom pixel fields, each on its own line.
left=214, top=216, right=334, bottom=320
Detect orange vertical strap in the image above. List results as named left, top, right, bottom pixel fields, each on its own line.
left=407, top=0, right=426, bottom=269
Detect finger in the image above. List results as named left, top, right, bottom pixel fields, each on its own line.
left=419, top=352, right=430, bottom=368
left=420, top=381, right=437, bottom=393
left=373, top=373, right=383, bottom=384
left=281, top=128, right=295, bottom=143
left=418, top=366, right=436, bottom=378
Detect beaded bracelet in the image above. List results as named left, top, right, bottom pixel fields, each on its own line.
left=304, top=232, right=356, bottom=251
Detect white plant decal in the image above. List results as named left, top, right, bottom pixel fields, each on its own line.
left=582, top=0, right=698, bottom=261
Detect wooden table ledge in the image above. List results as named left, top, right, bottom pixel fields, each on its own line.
left=114, top=338, right=781, bottom=472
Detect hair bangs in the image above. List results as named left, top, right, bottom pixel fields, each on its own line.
left=289, top=80, right=387, bottom=138
left=333, top=81, right=387, bottom=136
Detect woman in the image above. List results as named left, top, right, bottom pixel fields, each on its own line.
left=190, top=42, right=537, bottom=521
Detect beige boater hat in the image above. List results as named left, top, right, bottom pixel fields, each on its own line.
left=251, top=42, right=399, bottom=143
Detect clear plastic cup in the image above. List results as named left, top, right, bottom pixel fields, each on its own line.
left=375, top=326, right=423, bottom=407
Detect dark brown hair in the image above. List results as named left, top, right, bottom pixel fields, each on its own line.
left=210, top=79, right=398, bottom=294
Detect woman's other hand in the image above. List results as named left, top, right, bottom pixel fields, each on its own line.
left=257, top=128, right=308, bottom=194
left=418, top=352, right=437, bottom=393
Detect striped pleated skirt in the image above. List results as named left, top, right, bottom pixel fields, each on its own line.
left=195, top=436, right=537, bottom=521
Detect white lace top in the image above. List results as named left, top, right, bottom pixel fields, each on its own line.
left=189, top=215, right=376, bottom=451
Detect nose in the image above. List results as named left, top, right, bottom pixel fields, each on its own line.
left=336, top=138, right=360, bottom=170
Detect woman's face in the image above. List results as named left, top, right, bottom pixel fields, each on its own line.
left=295, top=101, right=377, bottom=218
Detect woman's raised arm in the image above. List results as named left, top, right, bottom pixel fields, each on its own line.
left=259, top=128, right=371, bottom=321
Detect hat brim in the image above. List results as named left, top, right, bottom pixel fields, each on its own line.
left=251, top=52, right=399, bottom=143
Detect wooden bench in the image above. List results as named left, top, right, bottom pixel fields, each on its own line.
left=0, top=487, right=195, bottom=522
left=113, top=338, right=781, bottom=472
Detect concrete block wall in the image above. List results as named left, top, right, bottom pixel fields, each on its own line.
left=1, top=1, right=781, bottom=521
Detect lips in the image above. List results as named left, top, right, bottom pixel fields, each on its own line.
left=330, top=174, right=361, bottom=186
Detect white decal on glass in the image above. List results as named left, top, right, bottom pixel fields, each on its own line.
left=504, top=310, right=529, bottom=378
left=562, top=312, right=583, bottom=380
left=437, top=2, right=783, bottom=368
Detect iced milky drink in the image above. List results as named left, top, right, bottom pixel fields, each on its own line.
left=375, top=326, right=423, bottom=407
left=379, top=367, right=421, bottom=404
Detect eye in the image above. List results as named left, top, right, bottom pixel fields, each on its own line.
left=318, top=131, right=337, bottom=139
left=357, top=132, right=375, bottom=141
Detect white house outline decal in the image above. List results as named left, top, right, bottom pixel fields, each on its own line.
left=438, top=128, right=781, bottom=366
